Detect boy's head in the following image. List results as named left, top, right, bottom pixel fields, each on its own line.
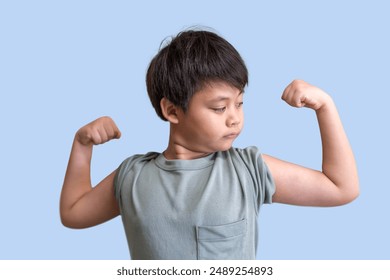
left=146, top=29, right=248, bottom=121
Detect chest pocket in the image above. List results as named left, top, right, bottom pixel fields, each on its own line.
left=196, top=219, right=246, bottom=260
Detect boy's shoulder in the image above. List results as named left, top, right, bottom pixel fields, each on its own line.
left=224, top=146, right=264, bottom=165
left=119, top=151, right=160, bottom=167
left=226, top=146, right=269, bottom=173
left=228, top=146, right=261, bottom=157
left=115, top=151, right=159, bottom=177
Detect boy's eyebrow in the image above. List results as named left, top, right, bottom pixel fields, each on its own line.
left=208, top=91, right=244, bottom=102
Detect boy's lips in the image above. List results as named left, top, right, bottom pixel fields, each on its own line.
left=223, top=132, right=240, bottom=139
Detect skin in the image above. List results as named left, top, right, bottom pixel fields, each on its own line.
left=161, top=82, right=244, bottom=160
left=60, top=80, right=359, bottom=228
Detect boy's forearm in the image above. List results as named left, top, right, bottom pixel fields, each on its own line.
left=60, top=138, right=93, bottom=219
left=316, top=97, right=359, bottom=199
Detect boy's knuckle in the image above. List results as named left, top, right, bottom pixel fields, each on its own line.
left=102, top=116, right=112, bottom=122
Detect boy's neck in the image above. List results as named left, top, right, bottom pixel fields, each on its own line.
left=163, top=142, right=212, bottom=160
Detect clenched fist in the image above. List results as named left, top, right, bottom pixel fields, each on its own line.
left=282, top=80, right=331, bottom=111
left=76, top=116, right=121, bottom=146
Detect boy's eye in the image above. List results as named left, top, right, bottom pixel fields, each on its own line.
left=236, top=102, right=244, bottom=108
left=213, top=107, right=226, bottom=113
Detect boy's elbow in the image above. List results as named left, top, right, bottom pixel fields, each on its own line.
left=337, top=183, right=360, bottom=206
left=60, top=210, right=86, bottom=229
left=347, top=179, right=360, bottom=203
left=61, top=217, right=88, bottom=229
left=60, top=204, right=73, bottom=228
left=342, top=189, right=359, bottom=205
left=60, top=212, right=76, bottom=229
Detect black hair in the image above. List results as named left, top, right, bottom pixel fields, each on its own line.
left=146, top=29, right=248, bottom=121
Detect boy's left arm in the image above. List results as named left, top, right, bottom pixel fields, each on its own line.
left=263, top=80, right=359, bottom=206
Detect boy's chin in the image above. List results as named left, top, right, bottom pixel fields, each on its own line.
left=214, top=143, right=234, bottom=152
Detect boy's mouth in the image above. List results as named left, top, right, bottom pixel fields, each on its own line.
left=223, top=132, right=240, bottom=139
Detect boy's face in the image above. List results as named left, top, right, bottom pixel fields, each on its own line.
left=174, top=82, right=244, bottom=155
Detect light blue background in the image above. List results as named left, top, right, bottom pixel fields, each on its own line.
left=1, top=0, right=389, bottom=259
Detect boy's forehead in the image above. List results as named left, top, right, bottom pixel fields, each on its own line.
left=196, top=82, right=244, bottom=100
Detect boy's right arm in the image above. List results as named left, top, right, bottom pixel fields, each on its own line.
left=60, top=116, right=122, bottom=229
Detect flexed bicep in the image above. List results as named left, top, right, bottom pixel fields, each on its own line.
left=61, top=170, right=120, bottom=228
left=263, top=154, right=349, bottom=207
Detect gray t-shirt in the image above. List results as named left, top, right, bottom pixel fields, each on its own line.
left=114, top=146, right=275, bottom=260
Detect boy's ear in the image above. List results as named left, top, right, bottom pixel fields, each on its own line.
left=160, top=97, right=180, bottom=124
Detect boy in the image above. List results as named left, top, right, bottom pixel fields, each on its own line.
left=60, top=30, right=359, bottom=259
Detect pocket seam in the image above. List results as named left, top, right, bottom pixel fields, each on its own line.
left=196, top=218, right=247, bottom=241
left=198, top=233, right=245, bottom=242
left=196, top=219, right=247, bottom=260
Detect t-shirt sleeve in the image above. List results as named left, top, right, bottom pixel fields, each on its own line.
left=234, top=146, right=276, bottom=207
left=113, top=157, right=132, bottom=201
left=257, top=152, right=276, bottom=205
left=114, top=152, right=160, bottom=202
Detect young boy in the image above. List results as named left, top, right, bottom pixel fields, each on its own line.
left=60, top=29, right=359, bottom=260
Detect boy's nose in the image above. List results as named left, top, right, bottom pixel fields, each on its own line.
left=226, top=112, right=241, bottom=127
